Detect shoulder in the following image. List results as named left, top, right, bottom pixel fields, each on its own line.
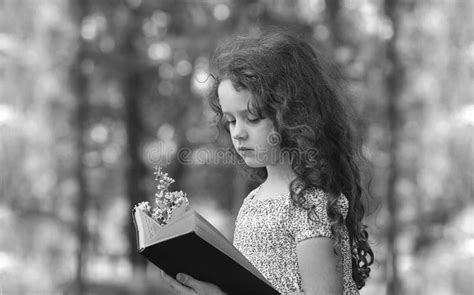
left=246, top=185, right=260, bottom=199
left=235, top=186, right=260, bottom=224
left=289, top=187, right=349, bottom=220
left=239, top=185, right=261, bottom=206
left=285, top=187, right=349, bottom=242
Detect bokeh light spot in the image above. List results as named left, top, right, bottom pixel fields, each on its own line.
left=213, top=4, right=230, bottom=21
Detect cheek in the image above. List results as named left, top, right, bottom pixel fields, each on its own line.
left=259, top=127, right=277, bottom=146
left=228, top=129, right=237, bottom=142
left=229, top=130, right=238, bottom=144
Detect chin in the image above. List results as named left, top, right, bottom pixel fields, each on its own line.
left=243, top=158, right=267, bottom=168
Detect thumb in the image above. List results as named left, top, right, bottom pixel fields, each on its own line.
left=176, top=273, right=197, bottom=289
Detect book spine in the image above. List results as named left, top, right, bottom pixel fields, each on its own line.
left=131, top=208, right=143, bottom=251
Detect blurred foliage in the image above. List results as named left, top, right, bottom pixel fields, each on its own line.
left=0, top=0, right=472, bottom=294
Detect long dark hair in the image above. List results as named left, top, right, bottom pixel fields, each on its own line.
left=208, top=30, right=374, bottom=289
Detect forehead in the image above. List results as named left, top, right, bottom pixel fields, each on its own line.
left=217, top=79, right=253, bottom=114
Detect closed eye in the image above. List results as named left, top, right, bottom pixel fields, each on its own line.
left=247, top=117, right=261, bottom=123
left=223, top=116, right=260, bottom=126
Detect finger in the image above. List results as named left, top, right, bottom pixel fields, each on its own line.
left=177, top=273, right=227, bottom=295
left=161, top=270, right=193, bottom=294
left=176, top=273, right=199, bottom=289
left=161, top=270, right=192, bottom=294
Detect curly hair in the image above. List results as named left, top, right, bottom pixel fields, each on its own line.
left=208, top=30, right=374, bottom=289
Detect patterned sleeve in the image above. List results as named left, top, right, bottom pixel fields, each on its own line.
left=287, top=188, right=347, bottom=243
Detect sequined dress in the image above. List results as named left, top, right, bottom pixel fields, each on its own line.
left=233, top=185, right=359, bottom=294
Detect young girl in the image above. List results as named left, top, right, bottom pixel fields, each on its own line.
left=160, top=31, right=374, bottom=295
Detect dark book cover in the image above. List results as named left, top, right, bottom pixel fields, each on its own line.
left=132, top=209, right=279, bottom=295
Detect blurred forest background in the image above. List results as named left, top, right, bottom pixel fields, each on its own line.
left=0, top=0, right=472, bottom=294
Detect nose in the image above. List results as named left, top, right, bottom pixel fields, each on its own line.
left=231, top=120, right=248, bottom=141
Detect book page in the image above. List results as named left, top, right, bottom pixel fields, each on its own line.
left=148, top=210, right=195, bottom=245
left=134, top=209, right=163, bottom=249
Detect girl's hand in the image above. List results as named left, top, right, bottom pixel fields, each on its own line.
left=160, top=270, right=227, bottom=295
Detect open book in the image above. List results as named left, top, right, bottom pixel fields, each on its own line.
left=132, top=208, right=279, bottom=295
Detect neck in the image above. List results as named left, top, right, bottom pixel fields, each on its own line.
left=265, top=161, right=297, bottom=188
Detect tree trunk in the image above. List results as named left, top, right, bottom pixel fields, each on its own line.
left=325, top=0, right=342, bottom=49
left=68, top=1, right=90, bottom=294
left=384, top=0, right=404, bottom=294
left=121, top=7, right=148, bottom=272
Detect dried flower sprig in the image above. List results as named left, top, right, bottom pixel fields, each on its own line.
left=134, top=166, right=189, bottom=226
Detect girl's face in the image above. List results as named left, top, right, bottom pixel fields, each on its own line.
left=218, top=79, right=280, bottom=168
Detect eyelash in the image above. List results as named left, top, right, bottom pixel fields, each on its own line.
left=225, top=118, right=260, bottom=125
left=247, top=118, right=260, bottom=123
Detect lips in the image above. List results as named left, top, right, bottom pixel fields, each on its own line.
left=237, top=147, right=253, bottom=151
